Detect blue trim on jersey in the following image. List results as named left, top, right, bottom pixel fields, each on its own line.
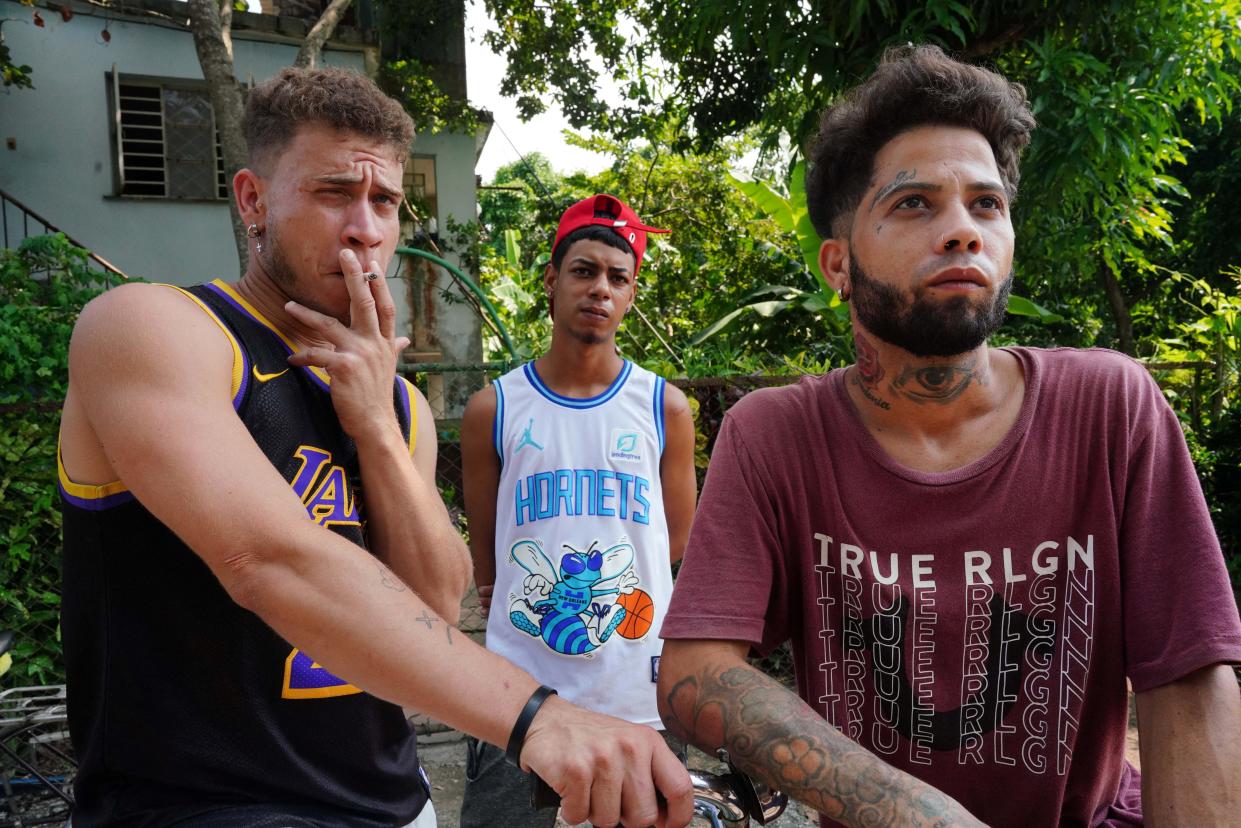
left=523, top=360, right=633, bottom=410
left=653, top=377, right=666, bottom=454
left=493, top=379, right=506, bottom=466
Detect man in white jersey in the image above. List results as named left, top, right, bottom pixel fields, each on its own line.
left=459, top=194, right=698, bottom=827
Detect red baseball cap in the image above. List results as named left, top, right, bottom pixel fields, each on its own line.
left=551, top=194, right=670, bottom=275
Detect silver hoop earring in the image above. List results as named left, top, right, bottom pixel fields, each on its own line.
left=246, top=223, right=262, bottom=238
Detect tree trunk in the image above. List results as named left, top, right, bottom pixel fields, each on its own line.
left=1099, top=260, right=1136, bottom=355
left=294, top=0, right=354, bottom=69
left=187, top=0, right=249, bottom=271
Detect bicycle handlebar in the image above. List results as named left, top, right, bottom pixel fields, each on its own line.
left=528, top=749, right=788, bottom=826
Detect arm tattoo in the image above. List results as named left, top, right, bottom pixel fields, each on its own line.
left=891, top=360, right=983, bottom=405
left=375, top=558, right=408, bottom=591
left=662, top=664, right=975, bottom=828
left=415, top=609, right=457, bottom=644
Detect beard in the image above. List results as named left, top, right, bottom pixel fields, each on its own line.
left=260, top=221, right=343, bottom=321
left=569, top=326, right=608, bottom=346
left=849, top=259, right=1012, bottom=357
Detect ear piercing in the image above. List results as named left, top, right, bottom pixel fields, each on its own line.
left=246, top=223, right=265, bottom=254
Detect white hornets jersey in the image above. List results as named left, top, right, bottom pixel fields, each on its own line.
left=486, top=360, right=671, bottom=727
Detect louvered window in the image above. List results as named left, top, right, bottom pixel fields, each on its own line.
left=112, top=74, right=227, bottom=200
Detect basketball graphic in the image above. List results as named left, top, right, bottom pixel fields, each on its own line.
left=615, top=589, right=655, bottom=640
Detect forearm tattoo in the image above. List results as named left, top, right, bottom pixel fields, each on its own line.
left=662, top=665, right=968, bottom=828
left=374, top=557, right=408, bottom=592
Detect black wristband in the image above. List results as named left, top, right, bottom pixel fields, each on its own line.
left=505, top=685, right=557, bottom=767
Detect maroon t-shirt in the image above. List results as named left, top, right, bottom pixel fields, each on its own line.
left=662, top=347, right=1241, bottom=827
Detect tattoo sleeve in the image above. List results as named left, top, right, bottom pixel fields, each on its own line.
left=661, top=661, right=979, bottom=828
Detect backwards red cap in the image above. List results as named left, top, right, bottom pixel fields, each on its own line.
left=551, top=194, right=670, bottom=275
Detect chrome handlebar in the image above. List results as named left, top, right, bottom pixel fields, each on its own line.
left=531, top=749, right=788, bottom=826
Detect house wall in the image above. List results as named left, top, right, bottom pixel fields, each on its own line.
left=0, top=1, right=485, bottom=378
left=0, top=1, right=367, bottom=284
left=402, top=129, right=485, bottom=417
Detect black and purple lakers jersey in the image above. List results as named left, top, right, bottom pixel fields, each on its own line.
left=60, top=280, right=429, bottom=827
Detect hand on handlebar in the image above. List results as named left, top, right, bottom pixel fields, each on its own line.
left=518, top=695, right=694, bottom=827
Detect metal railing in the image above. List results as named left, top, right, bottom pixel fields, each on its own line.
left=0, top=190, right=130, bottom=279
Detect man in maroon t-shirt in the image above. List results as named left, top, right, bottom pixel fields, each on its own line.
left=658, top=45, right=1241, bottom=827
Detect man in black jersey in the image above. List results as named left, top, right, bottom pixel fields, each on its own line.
left=59, top=67, right=692, bottom=828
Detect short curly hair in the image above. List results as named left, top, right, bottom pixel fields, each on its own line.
left=804, top=45, right=1035, bottom=239
left=243, top=67, right=415, bottom=172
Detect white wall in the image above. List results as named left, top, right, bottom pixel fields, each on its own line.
left=0, top=1, right=367, bottom=283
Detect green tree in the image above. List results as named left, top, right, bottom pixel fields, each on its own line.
left=478, top=0, right=1241, bottom=357
left=477, top=153, right=566, bottom=261
left=476, top=134, right=853, bottom=376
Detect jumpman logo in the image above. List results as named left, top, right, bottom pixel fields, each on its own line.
left=516, top=418, right=544, bottom=452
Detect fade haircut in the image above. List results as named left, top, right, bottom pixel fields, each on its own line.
left=243, top=67, right=416, bottom=173
left=804, top=44, right=1036, bottom=239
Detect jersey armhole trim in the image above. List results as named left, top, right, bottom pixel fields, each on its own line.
left=57, top=430, right=133, bottom=509
left=163, top=284, right=248, bottom=409
left=493, top=378, right=506, bottom=467
left=205, top=279, right=331, bottom=393
left=654, top=376, right=666, bottom=455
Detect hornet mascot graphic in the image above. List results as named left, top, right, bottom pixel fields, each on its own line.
left=508, top=539, right=638, bottom=655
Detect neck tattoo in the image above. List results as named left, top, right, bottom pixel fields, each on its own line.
left=852, top=332, right=891, bottom=410
left=891, top=359, right=984, bottom=405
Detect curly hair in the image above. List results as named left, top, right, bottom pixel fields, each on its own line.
left=243, top=67, right=415, bottom=172
left=804, top=45, right=1036, bottom=239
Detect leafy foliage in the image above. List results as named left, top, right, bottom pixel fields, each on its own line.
left=0, top=236, right=124, bottom=684
left=474, top=138, right=856, bottom=376
left=378, top=58, right=481, bottom=136
left=375, top=0, right=484, bottom=136
left=0, top=29, right=33, bottom=89
left=478, top=0, right=1241, bottom=356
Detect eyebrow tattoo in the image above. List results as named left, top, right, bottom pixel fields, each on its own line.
left=871, top=174, right=1008, bottom=211
left=869, top=168, right=917, bottom=209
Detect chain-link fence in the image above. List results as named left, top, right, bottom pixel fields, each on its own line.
left=11, top=360, right=1234, bottom=729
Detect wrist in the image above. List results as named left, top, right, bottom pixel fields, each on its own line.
left=506, top=684, right=558, bottom=767
left=349, top=417, right=406, bottom=453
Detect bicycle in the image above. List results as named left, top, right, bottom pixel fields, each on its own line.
left=532, top=748, right=789, bottom=827
left=0, top=631, right=76, bottom=828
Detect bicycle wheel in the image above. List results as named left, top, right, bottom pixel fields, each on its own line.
left=0, top=716, right=76, bottom=828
